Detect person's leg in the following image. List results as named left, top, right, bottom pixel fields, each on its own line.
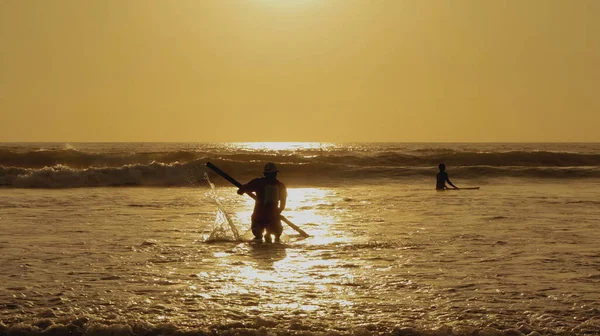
left=264, top=232, right=273, bottom=243
left=264, top=220, right=281, bottom=243
left=273, top=220, right=283, bottom=242
left=251, top=220, right=264, bottom=241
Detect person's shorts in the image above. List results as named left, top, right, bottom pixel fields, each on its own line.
left=251, top=217, right=283, bottom=235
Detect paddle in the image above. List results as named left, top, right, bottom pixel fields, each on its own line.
left=205, top=162, right=310, bottom=238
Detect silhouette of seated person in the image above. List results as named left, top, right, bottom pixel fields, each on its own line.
left=436, top=163, right=458, bottom=190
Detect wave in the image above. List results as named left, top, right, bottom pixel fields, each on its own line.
left=2, top=147, right=600, bottom=169
left=0, top=162, right=204, bottom=188
left=0, top=145, right=599, bottom=188
left=0, top=148, right=207, bottom=169
left=1, top=159, right=599, bottom=188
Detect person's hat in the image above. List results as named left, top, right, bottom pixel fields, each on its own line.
left=263, top=162, right=279, bottom=173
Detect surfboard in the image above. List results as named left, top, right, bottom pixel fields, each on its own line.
left=437, top=187, right=480, bottom=191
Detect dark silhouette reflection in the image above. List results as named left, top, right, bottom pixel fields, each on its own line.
left=246, top=242, right=288, bottom=270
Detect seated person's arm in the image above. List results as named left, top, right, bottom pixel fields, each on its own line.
left=446, top=177, right=458, bottom=189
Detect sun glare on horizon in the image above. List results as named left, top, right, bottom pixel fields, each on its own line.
left=230, top=142, right=336, bottom=152
left=254, top=0, right=320, bottom=9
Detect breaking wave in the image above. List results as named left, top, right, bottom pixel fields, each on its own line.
left=2, top=147, right=600, bottom=168
left=0, top=145, right=599, bottom=188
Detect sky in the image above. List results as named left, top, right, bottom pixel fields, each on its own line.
left=1, top=0, right=599, bottom=142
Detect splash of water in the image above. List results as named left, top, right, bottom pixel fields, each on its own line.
left=203, top=173, right=240, bottom=242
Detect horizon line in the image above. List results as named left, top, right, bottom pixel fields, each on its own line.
left=1, top=141, right=599, bottom=144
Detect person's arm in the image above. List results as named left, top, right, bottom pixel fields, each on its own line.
left=236, top=185, right=247, bottom=195
left=237, top=178, right=258, bottom=195
left=278, top=183, right=287, bottom=213
left=446, top=175, right=458, bottom=189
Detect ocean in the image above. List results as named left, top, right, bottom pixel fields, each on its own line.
left=0, top=142, right=599, bottom=335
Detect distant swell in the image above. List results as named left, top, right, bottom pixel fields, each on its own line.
left=0, top=146, right=599, bottom=188
left=0, top=148, right=207, bottom=169
left=1, top=160, right=599, bottom=188
left=0, top=162, right=205, bottom=188
left=2, top=148, right=600, bottom=169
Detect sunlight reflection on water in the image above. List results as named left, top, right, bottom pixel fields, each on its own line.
left=235, top=187, right=343, bottom=245
left=2, top=182, right=599, bottom=334
left=203, top=186, right=359, bottom=317
left=228, top=142, right=336, bottom=152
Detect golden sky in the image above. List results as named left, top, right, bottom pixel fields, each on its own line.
left=1, top=0, right=598, bottom=142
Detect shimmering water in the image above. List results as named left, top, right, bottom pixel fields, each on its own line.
left=1, top=184, right=599, bottom=335
left=0, top=143, right=599, bottom=335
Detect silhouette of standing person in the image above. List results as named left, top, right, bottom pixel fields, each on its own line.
left=237, top=162, right=287, bottom=242
left=436, top=163, right=458, bottom=190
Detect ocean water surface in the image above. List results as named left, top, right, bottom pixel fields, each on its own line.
left=0, top=143, right=599, bottom=335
